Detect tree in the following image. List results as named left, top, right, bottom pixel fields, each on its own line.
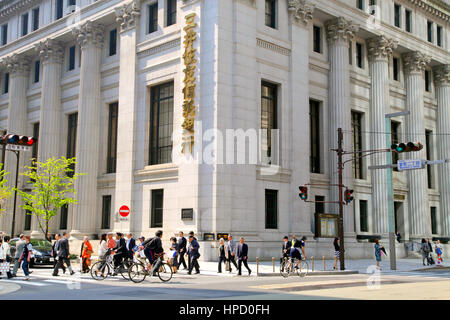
left=16, top=157, right=84, bottom=238
left=0, top=163, right=13, bottom=215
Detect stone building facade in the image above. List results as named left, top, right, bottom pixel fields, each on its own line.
left=0, top=0, right=449, bottom=260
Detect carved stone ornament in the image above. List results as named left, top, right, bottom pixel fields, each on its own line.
left=35, top=39, right=64, bottom=64
left=433, top=64, right=450, bottom=86
left=72, top=20, right=105, bottom=49
left=402, top=51, right=431, bottom=75
left=326, top=17, right=359, bottom=44
left=368, top=36, right=398, bottom=61
left=115, top=0, right=141, bottom=32
left=288, top=0, right=314, bottom=25
left=1, top=54, right=31, bottom=75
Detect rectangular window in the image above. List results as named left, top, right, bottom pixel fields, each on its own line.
left=425, top=70, right=431, bottom=92
left=34, top=60, right=40, bottom=83
left=167, top=0, right=177, bottom=26
left=265, top=0, right=276, bottom=29
left=56, top=0, right=64, bottom=20
left=369, top=0, right=376, bottom=15
left=150, top=82, right=174, bottom=165
left=315, top=196, right=325, bottom=214
left=431, top=207, right=437, bottom=234
left=313, top=25, right=322, bottom=53
left=310, top=100, right=321, bottom=174
left=394, top=4, right=401, bottom=28
left=3, top=73, right=9, bottom=94
left=359, top=200, right=368, bottom=232
left=109, top=29, right=117, bottom=56
left=261, top=82, right=278, bottom=165
left=101, top=195, right=112, bottom=229
left=405, top=10, right=412, bottom=32
left=352, top=111, right=364, bottom=179
left=32, top=7, right=39, bottom=31
left=148, top=3, right=158, bottom=34
left=67, top=113, right=78, bottom=177
left=356, top=42, right=363, bottom=69
left=427, top=21, right=433, bottom=43
left=265, top=189, right=278, bottom=229
left=21, top=13, right=28, bottom=36
left=393, top=57, right=399, bottom=81
left=426, top=130, right=433, bottom=189
left=68, top=46, right=76, bottom=71
left=60, top=204, right=68, bottom=230
left=357, top=0, right=364, bottom=10
left=1, top=24, right=7, bottom=45
left=151, top=189, right=164, bottom=228
left=349, top=41, right=353, bottom=65
left=32, top=122, right=39, bottom=163
left=107, top=102, right=118, bottom=173
left=24, top=210, right=32, bottom=231
left=437, top=25, right=442, bottom=47
left=68, top=0, right=76, bottom=13
left=391, top=121, right=400, bottom=171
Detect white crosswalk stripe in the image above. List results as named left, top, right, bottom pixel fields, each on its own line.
left=0, top=279, right=49, bottom=286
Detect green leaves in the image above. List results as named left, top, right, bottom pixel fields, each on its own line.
left=0, top=163, right=13, bottom=215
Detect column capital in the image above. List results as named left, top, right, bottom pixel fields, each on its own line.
left=402, top=51, right=431, bottom=75
left=73, top=21, right=105, bottom=50
left=1, top=54, right=31, bottom=76
left=433, top=65, right=450, bottom=87
left=326, top=17, right=359, bottom=45
left=35, top=39, right=64, bottom=65
left=368, top=36, right=398, bottom=62
left=115, top=0, right=141, bottom=33
left=288, top=0, right=314, bottom=27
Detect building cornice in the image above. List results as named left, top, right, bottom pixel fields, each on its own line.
left=0, top=0, right=39, bottom=19
left=407, top=0, right=450, bottom=22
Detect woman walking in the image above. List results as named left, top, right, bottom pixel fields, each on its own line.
left=435, top=240, right=443, bottom=265
left=374, top=238, right=383, bottom=270
left=81, top=236, right=93, bottom=273
left=0, top=237, right=13, bottom=279
left=18, top=236, right=31, bottom=280
left=168, top=237, right=179, bottom=273
left=95, top=234, right=108, bottom=278
left=421, top=238, right=430, bottom=266
left=333, top=237, right=340, bottom=270
left=218, top=238, right=231, bottom=273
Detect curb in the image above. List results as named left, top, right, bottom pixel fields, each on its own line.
left=256, top=270, right=359, bottom=277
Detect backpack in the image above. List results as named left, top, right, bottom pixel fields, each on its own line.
left=146, top=237, right=158, bottom=251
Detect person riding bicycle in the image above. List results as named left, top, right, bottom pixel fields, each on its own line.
left=289, top=235, right=307, bottom=268
left=139, top=230, right=164, bottom=273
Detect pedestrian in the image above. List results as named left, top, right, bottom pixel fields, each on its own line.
left=52, top=234, right=66, bottom=274
left=187, top=235, right=200, bottom=275
left=52, top=232, right=74, bottom=276
left=187, top=231, right=199, bottom=272
left=333, top=237, right=340, bottom=270
left=81, top=236, right=93, bottom=273
left=236, top=237, right=251, bottom=276
left=427, top=239, right=435, bottom=265
left=280, top=236, right=291, bottom=272
left=11, top=234, right=25, bottom=277
left=125, top=233, right=136, bottom=261
left=374, top=238, right=383, bottom=270
left=46, top=233, right=52, bottom=243
left=435, top=240, right=443, bottom=264
left=0, top=236, right=13, bottom=279
left=177, top=231, right=187, bottom=270
left=168, top=237, right=179, bottom=273
left=227, top=234, right=238, bottom=270
left=395, top=231, right=401, bottom=243
left=113, top=233, right=126, bottom=270
left=421, top=238, right=430, bottom=266
left=137, top=236, right=147, bottom=261
left=94, top=234, right=109, bottom=278
left=218, top=238, right=231, bottom=273
left=107, top=232, right=116, bottom=250
left=18, top=236, right=32, bottom=280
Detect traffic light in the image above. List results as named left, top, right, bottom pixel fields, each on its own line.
left=344, top=189, right=354, bottom=204
left=0, top=134, right=36, bottom=146
left=391, top=142, right=423, bottom=153
left=299, top=185, right=308, bottom=201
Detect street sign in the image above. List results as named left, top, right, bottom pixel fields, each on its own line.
left=398, top=159, right=423, bottom=171
left=6, top=145, right=31, bottom=152
left=119, top=205, right=130, bottom=217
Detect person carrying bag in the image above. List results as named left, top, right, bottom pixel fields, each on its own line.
left=0, top=237, right=13, bottom=279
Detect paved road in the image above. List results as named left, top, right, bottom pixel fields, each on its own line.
left=1, top=265, right=449, bottom=300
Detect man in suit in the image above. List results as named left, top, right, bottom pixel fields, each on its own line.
left=52, top=232, right=74, bottom=276
left=177, top=231, right=187, bottom=270
left=51, top=234, right=66, bottom=274
left=11, top=234, right=25, bottom=277
left=187, top=235, right=200, bottom=274
left=125, top=233, right=136, bottom=260
left=227, top=235, right=239, bottom=270
left=113, top=233, right=126, bottom=269
left=236, top=237, right=251, bottom=276
left=280, top=236, right=291, bottom=271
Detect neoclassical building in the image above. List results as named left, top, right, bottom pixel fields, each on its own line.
left=0, top=0, right=448, bottom=259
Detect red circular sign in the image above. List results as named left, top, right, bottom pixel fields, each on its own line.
left=119, top=205, right=130, bottom=217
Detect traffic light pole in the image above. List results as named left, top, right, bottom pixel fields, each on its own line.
left=385, top=117, right=397, bottom=270
left=10, top=150, right=19, bottom=238
left=337, top=128, right=345, bottom=271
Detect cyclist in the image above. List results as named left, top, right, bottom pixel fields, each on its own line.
left=289, top=235, right=307, bottom=268
left=139, top=230, right=164, bottom=273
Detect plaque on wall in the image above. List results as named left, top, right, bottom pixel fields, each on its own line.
left=181, top=208, right=194, bottom=220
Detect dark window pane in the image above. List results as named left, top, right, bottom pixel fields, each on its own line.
left=393, top=57, right=399, bottom=81
left=67, top=113, right=78, bottom=177
left=24, top=210, right=32, bottom=231
left=1, top=24, right=7, bottom=45
left=313, top=26, right=321, bottom=53
left=427, top=21, right=433, bottom=42
left=356, top=43, right=363, bottom=68
left=4, top=73, right=9, bottom=94
left=34, top=60, right=40, bottom=83
left=151, top=189, right=164, bottom=228
left=107, top=103, right=118, bottom=173
left=437, top=26, right=442, bottom=47
left=352, top=111, right=364, bottom=179
left=109, top=29, right=117, bottom=56
left=32, top=122, right=39, bottom=163
left=360, top=200, right=368, bottom=232
left=22, top=13, right=28, bottom=36
left=56, top=0, right=63, bottom=19
left=357, top=0, right=364, bottom=10
left=405, top=10, right=411, bottom=32
left=265, top=189, right=278, bottom=229
left=391, top=121, right=400, bottom=171
left=431, top=207, right=437, bottom=234
left=261, top=82, right=277, bottom=163
left=149, top=3, right=158, bottom=33
left=101, top=195, right=112, bottom=229
left=426, top=130, right=433, bottom=189
left=69, top=46, right=76, bottom=70
left=167, top=0, right=177, bottom=26
left=60, top=204, right=68, bottom=230
left=32, top=7, right=39, bottom=31
left=265, top=0, right=276, bottom=28
left=425, top=70, right=431, bottom=92
left=310, top=100, right=321, bottom=173
left=394, top=4, right=401, bottom=28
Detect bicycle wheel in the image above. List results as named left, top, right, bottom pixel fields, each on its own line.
left=90, top=261, right=110, bottom=281
left=157, top=262, right=173, bottom=282
left=296, top=260, right=309, bottom=277
left=120, top=259, right=133, bottom=280
left=128, top=262, right=147, bottom=283
left=280, top=260, right=290, bottom=278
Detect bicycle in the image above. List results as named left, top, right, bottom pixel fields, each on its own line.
left=128, top=252, right=173, bottom=283
left=280, top=256, right=309, bottom=278
left=90, top=253, right=134, bottom=281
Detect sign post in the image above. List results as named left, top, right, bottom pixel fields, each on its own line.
left=118, top=205, right=130, bottom=234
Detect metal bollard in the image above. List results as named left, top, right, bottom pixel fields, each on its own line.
left=256, top=257, right=259, bottom=275
left=272, top=257, right=275, bottom=273
left=311, top=256, right=314, bottom=272
left=323, top=256, right=325, bottom=271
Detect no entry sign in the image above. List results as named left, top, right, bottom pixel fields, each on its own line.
left=119, top=205, right=130, bottom=218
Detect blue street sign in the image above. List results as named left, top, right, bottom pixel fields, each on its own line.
left=398, top=159, right=423, bottom=171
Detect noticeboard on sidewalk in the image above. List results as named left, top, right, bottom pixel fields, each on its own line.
left=315, top=213, right=338, bottom=238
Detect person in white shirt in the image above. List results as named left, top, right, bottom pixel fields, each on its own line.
left=0, top=236, right=13, bottom=279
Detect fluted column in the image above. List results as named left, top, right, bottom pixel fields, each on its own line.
left=402, top=51, right=431, bottom=239
left=433, top=65, right=450, bottom=236
left=113, top=0, right=140, bottom=233
left=0, top=54, right=30, bottom=235
left=70, top=21, right=104, bottom=239
left=368, top=36, right=398, bottom=235
left=326, top=17, right=358, bottom=235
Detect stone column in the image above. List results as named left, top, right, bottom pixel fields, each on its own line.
left=402, top=51, right=431, bottom=239
left=325, top=17, right=358, bottom=235
left=113, top=0, right=140, bottom=233
left=0, top=54, right=30, bottom=235
left=367, top=36, right=397, bottom=235
left=70, top=21, right=104, bottom=239
left=433, top=65, right=450, bottom=236
left=287, top=0, right=315, bottom=237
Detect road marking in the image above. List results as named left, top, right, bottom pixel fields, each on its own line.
left=0, top=279, right=48, bottom=287
left=250, top=278, right=370, bottom=290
